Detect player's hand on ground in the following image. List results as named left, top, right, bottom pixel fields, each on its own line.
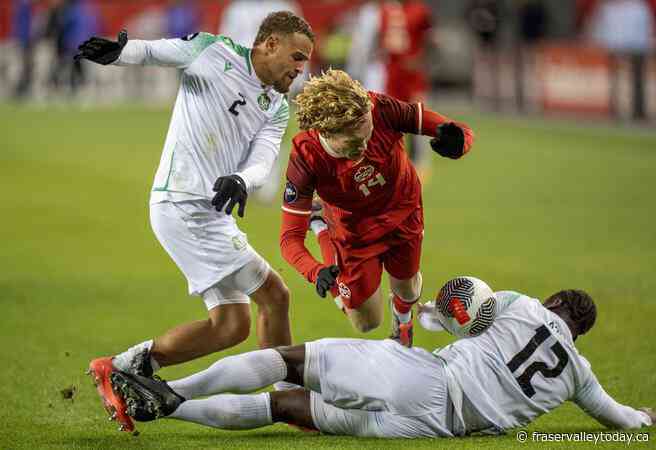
left=430, top=122, right=465, bottom=159
left=638, top=407, right=656, bottom=423
left=316, top=265, right=340, bottom=298
left=75, top=30, right=128, bottom=65
left=212, top=174, right=248, bottom=217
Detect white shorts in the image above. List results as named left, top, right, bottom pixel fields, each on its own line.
left=150, top=200, right=270, bottom=309
left=304, top=338, right=454, bottom=438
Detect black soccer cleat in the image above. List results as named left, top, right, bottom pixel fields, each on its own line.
left=130, top=348, right=155, bottom=377
left=110, top=371, right=185, bottom=422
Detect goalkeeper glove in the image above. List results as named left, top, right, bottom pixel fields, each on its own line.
left=316, top=265, right=340, bottom=298
left=75, top=30, right=128, bottom=65
left=212, top=174, right=248, bottom=218
left=430, top=123, right=465, bottom=159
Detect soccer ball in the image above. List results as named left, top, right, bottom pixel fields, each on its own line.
left=433, top=276, right=497, bottom=338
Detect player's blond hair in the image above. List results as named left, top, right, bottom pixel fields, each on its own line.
left=294, top=69, right=372, bottom=136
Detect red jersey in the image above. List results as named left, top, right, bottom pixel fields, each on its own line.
left=280, top=92, right=474, bottom=283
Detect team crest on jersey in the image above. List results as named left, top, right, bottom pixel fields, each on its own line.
left=284, top=181, right=298, bottom=203
left=338, top=282, right=351, bottom=299
left=257, top=93, right=271, bottom=111
left=353, top=165, right=375, bottom=182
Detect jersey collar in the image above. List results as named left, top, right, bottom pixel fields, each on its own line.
left=318, top=133, right=344, bottom=159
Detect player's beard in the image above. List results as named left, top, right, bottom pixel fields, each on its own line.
left=272, top=77, right=291, bottom=94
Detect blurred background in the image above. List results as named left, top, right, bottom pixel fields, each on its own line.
left=1, top=0, right=655, bottom=121
left=2, top=3, right=656, bottom=446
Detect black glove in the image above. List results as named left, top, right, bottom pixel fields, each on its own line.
left=75, top=30, right=128, bottom=65
left=212, top=174, right=248, bottom=217
left=316, top=265, right=340, bottom=298
left=430, top=122, right=465, bottom=159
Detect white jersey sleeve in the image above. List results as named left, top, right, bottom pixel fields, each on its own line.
left=141, top=34, right=290, bottom=205
left=235, top=99, right=289, bottom=192
left=574, top=367, right=652, bottom=429
left=115, top=32, right=218, bottom=69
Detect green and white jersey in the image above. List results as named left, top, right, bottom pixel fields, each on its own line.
left=114, top=33, right=290, bottom=204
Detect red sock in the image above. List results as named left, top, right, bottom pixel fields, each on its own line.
left=393, top=294, right=417, bottom=314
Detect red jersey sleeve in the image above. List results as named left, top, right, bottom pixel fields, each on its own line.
left=279, top=139, right=323, bottom=284
left=374, top=92, right=422, bottom=135
left=373, top=92, right=474, bottom=155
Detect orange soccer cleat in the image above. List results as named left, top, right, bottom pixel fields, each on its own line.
left=389, top=295, right=414, bottom=348
left=87, top=357, right=135, bottom=433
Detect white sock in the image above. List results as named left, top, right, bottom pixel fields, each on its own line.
left=393, top=273, right=423, bottom=323
left=113, top=339, right=159, bottom=374
left=393, top=305, right=412, bottom=324
left=310, top=220, right=327, bottom=236
left=168, top=349, right=287, bottom=400
left=169, top=393, right=272, bottom=430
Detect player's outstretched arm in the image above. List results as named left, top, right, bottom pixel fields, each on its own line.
left=75, top=30, right=128, bottom=65
left=575, top=373, right=654, bottom=429
left=374, top=93, right=474, bottom=159
left=76, top=31, right=218, bottom=69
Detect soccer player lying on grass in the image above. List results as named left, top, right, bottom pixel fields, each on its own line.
left=279, top=69, right=474, bottom=347
left=109, top=277, right=654, bottom=438
left=75, top=12, right=314, bottom=431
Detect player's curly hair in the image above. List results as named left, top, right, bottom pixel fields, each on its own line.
left=294, top=69, right=372, bottom=136
left=253, top=11, right=315, bottom=46
left=545, top=289, right=597, bottom=337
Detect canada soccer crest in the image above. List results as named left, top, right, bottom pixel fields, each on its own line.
left=258, top=93, right=271, bottom=111
left=353, top=165, right=375, bottom=182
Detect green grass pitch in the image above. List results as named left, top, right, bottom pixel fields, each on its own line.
left=1, top=104, right=655, bottom=449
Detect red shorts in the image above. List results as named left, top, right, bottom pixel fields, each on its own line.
left=329, top=208, right=423, bottom=310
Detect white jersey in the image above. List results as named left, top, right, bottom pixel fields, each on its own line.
left=432, top=292, right=651, bottom=434
left=114, top=33, right=290, bottom=204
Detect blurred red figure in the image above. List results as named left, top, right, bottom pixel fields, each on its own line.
left=380, top=0, right=434, bottom=174
left=380, top=0, right=432, bottom=104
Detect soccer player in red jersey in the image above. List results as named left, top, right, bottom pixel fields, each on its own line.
left=279, top=69, right=473, bottom=346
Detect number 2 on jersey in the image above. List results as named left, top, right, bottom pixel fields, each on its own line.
left=229, top=93, right=246, bottom=116
left=358, top=173, right=386, bottom=197
left=506, top=325, right=569, bottom=398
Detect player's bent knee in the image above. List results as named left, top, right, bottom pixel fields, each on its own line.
left=207, top=308, right=251, bottom=347
left=391, top=272, right=422, bottom=301
left=254, top=272, right=290, bottom=312
left=351, top=315, right=382, bottom=333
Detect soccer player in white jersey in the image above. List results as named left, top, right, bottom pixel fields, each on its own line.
left=109, top=278, right=654, bottom=437
left=75, top=12, right=314, bottom=432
